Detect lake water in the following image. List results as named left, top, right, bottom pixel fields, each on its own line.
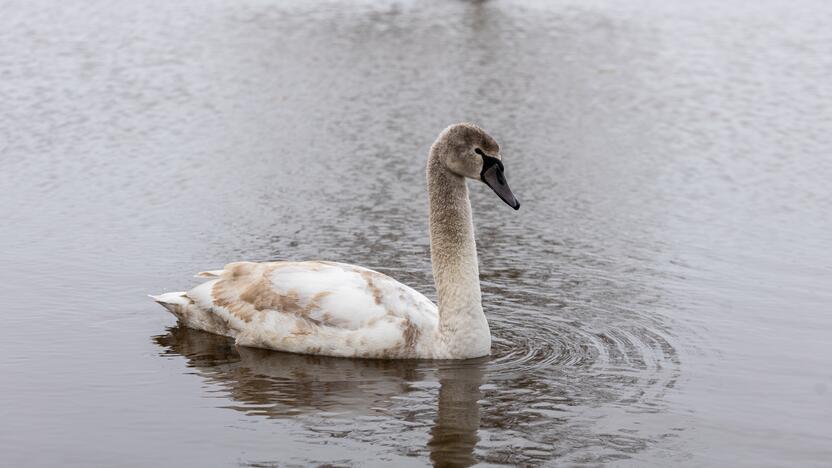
left=1, top=0, right=830, bottom=466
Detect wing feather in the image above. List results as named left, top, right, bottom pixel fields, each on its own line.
left=174, top=260, right=438, bottom=358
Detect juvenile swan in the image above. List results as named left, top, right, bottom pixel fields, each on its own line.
left=152, top=123, right=520, bottom=359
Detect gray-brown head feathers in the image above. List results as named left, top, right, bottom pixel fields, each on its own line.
left=430, top=123, right=501, bottom=180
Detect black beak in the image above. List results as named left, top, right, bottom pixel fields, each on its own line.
left=481, top=155, right=520, bottom=210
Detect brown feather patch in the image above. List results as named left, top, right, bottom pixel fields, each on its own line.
left=212, top=262, right=334, bottom=324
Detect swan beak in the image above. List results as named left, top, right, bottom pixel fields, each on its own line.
left=481, top=157, right=520, bottom=210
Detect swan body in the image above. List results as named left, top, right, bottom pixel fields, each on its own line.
left=153, top=123, right=520, bottom=359
left=153, top=261, right=445, bottom=359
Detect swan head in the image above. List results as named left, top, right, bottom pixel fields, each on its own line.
left=435, top=123, right=521, bottom=210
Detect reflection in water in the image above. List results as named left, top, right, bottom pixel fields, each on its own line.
left=428, top=365, right=483, bottom=467
left=155, top=326, right=486, bottom=466
left=155, top=307, right=679, bottom=466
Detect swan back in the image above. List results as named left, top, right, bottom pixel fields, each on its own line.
left=159, top=261, right=441, bottom=358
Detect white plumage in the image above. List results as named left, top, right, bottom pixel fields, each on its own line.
left=152, top=123, right=520, bottom=359
left=153, top=261, right=441, bottom=358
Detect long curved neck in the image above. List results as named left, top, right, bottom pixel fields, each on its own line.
left=427, top=149, right=490, bottom=357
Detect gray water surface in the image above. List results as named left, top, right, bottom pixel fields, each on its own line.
left=1, top=0, right=831, bottom=466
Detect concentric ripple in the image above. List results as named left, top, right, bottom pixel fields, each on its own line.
left=489, top=318, right=600, bottom=372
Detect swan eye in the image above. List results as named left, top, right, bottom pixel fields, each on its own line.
left=474, top=148, right=485, bottom=157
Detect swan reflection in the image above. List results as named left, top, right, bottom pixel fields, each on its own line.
left=154, top=325, right=484, bottom=466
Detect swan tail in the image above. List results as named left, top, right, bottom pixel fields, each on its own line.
left=149, top=292, right=193, bottom=317
left=151, top=287, right=237, bottom=339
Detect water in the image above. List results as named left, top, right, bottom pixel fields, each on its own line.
left=1, top=0, right=831, bottom=466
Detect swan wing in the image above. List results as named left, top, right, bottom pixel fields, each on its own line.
left=170, top=261, right=438, bottom=358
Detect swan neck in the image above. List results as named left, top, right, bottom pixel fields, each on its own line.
left=427, top=150, right=489, bottom=356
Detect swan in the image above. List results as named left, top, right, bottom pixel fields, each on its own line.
left=151, top=123, right=520, bottom=359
